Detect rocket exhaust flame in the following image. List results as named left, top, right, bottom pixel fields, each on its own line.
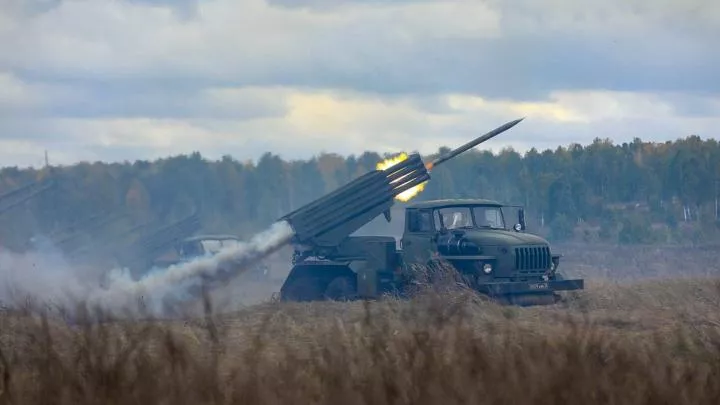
left=376, top=117, right=525, bottom=202
left=376, top=152, right=427, bottom=201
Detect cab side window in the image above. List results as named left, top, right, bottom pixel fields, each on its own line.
left=408, top=209, right=434, bottom=232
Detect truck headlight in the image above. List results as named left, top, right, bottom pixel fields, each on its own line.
left=482, top=263, right=492, bottom=274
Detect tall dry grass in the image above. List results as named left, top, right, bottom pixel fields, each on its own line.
left=1, top=268, right=720, bottom=404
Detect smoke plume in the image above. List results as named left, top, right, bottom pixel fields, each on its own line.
left=0, top=235, right=89, bottom=310
left=0, top=221, right=296, bottom=319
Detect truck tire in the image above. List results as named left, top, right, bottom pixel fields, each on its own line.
left=281, top=277, right=325, bottom=302
left=324, top=276, right=357, bottom=301
left=281, top=263, right=353, bottom=302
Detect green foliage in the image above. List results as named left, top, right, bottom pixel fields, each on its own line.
left=618, top=214, right=654, bottom=244
left=548, top=214, right=574, bottom=242
left=0, top=135, right=718, bottom=246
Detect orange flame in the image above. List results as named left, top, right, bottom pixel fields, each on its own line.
left=376, top=152, right=427, bottom=202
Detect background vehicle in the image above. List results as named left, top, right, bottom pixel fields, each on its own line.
left=155, top=234, right=270, bottom=281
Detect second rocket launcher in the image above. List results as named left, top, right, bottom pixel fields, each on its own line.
left=281, top=118, right=525, bottom=248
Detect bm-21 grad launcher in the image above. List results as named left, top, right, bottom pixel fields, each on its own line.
left=273, top=118, right=584, bottom=305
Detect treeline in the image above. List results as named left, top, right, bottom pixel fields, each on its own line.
left=0, top=135, right=718, bottom=248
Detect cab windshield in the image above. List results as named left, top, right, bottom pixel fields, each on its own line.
left=435, top=205, right=506, bottom=230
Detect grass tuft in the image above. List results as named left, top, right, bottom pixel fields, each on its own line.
left=0, top=262, right=719, bottom=404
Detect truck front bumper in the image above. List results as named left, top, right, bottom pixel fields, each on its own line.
left=476, top=278, right=584, bottom=296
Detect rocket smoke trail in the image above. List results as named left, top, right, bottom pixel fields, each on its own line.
left=89, top=220, right=296, bottom=315
left=0, top=221, right=296, bottom=318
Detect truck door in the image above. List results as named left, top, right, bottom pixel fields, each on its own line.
left=401, top=208, right=436, bottom=264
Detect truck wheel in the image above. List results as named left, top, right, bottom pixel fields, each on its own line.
left=324, top=276, right=357, bottom=301
left=281, top=277, right=324, bottom=302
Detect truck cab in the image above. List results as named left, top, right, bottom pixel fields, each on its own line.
left=400, top=199, right=582, bottom=304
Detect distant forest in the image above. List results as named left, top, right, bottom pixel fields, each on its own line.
left=0, top=135, right=718, bottom=251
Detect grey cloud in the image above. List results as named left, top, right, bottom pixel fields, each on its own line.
left=659, top=93, right=720, bottom=118
left=266, top=0, right=433, bottom=9
left=7, top=8, right=717, bottom=103
left=400, top=95, right=461, bottom=115
left=124, top=0, right=200, bottom=19
left=14, top=32, right=715, bottom=104
left=260, top=0, right=719, bottom=98
left=1, top=0, right=62, bottom=17
left=297, top=34, right=714, bottom=101
left=0, top=77, right=288, bottom=131
left=4, top=0, right=200, bottom=19
left=0, top=116, right=62, bottom=142
left=0, top=0, right=717, bottom=167
left=38, top=82, right=287, bottom=120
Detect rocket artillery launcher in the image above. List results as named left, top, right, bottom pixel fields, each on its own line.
left=281, top=118, right=525, bottom=249
left=276, top=118, right=584, bottom=305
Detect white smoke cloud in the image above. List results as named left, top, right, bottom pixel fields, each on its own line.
left=0, top=235, right=89, bottom=309
left=0, top=220, right=296, bottom=319
left=87, top=220, right=295, bottom=315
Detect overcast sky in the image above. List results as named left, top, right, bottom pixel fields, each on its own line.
left=0, top=0, right=717, bottom=168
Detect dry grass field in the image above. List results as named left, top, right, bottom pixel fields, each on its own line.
left=1, top=242, right=719, bottom=404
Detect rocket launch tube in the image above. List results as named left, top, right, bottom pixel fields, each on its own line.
left=281, top=118, right=524, bottom=248
left=289, top=153, right=426, bottom=226
left=283, top=154, right=429, bottom=247
left=282, top=153, right=421, bottom=221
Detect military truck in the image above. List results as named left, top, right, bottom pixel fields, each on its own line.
left=275, top=118, right=584, bottom=305
left=154, top=234, right=270, bottom=281
left=280, top=198, right=581, bottom=305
